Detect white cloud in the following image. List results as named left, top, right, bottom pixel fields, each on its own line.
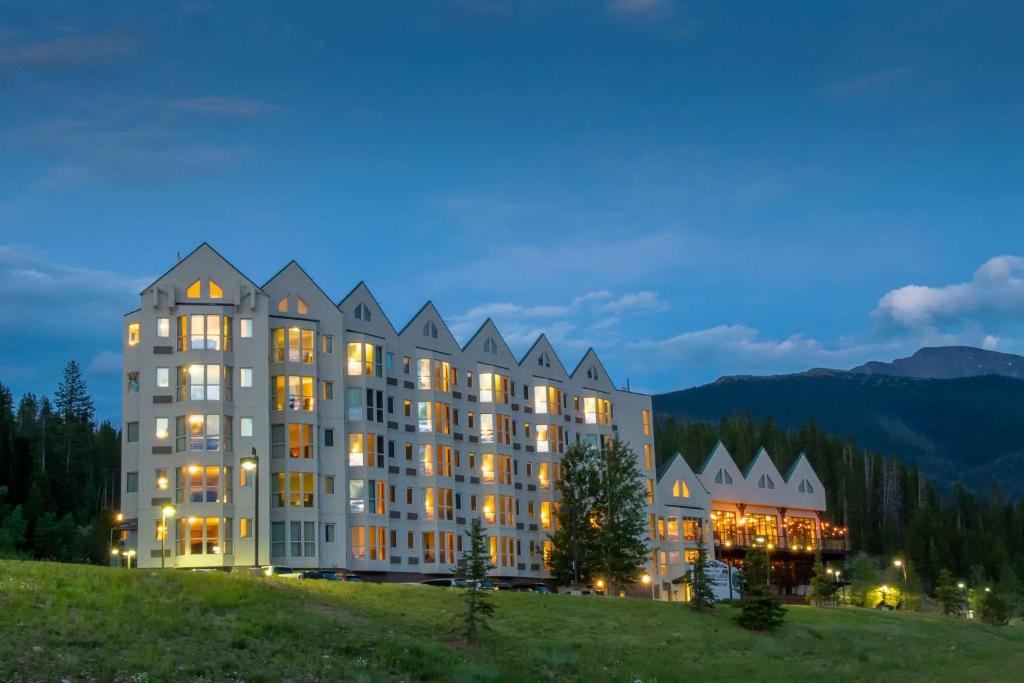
left=873, top=255, right=1024, bottom=329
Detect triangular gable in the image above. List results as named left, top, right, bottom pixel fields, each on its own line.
left=337, top=281, right=398, bottom=337
left=518, top=334, right=570, bottom=379
left=742, top=447, right=787, bottom=503
left=695, top=441, right=743, bottom=490
left=143, top=242, right=262, bottom=309
left=462, top=319, right=518, bottom=368
left=570, top=348, right=615, bottom=392
left=262, top=261, right=341, bottom=322
left=398, top=301, right=461, bottom=354
left=783, top=452, right=827, bottom=511
left=656, top=451, right=712, bottom=509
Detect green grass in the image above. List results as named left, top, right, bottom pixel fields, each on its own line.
left=1, top=560, right=1021, bottom=682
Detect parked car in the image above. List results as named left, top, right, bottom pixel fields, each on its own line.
left=297, top=570, right=325, bottom=580
left=497, top=582, right=513, bottom=591
left=343, top=574, right=365, bottom=582
left=421, top=578, right=468, bottom=588
left=262, top=566, right=299, bottom=577
left=317, top=571, right=342, bottom=581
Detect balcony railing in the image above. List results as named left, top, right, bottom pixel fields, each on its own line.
left=713, top=533, right=849, bottom=553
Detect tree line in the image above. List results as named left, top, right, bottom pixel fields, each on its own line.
left=656, top=413, right=1024, bottom=601
left=0, top=361, right=120, bottom=562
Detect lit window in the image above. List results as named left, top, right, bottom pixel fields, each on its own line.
left=209, top=280, right=223, bottom=298
left=296, top=297, right=308, bottom=314
left=644, top=444, right=653, bottom=469
left=642, top=410, right=651, bottom=436
left=240, top=319, right=253, bottom=338
left=349, top=479, right=365, bottom=514
left=349, top=433, right=364, bottom=467
left=322, top=335, right=333, bottom=354
left=155, top=417, right=169, bottom=440
left=240, top=417, right=254, bottom=438
left=156, top=367, right=169, bottom=388
left=417, top=402, right=432, bottom=432
left=156, top=318, right=170, bottom=338
left=418, top=358, right=431, bottom=390
left=277, top=296, right=289, bottom=312
left=127, top=322, right=140, bottom=346
left=481, top=454, right=495, bottom=483
left=347, top=342, right=375, bottom=376
left=186, top=414, right=221, bottom=451
left=186, top=280, right=201, bottom=298
left=240, top=368, right=253, bottom=388
left=672, top=479, right=690, bottom=498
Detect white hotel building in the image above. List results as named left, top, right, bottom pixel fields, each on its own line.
left=119, top=244, right=839, bottom=597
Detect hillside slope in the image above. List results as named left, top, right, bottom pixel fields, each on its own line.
left=1, top=560, right=1022, bottom=682
left=653, top=373, right=1024, bottom=494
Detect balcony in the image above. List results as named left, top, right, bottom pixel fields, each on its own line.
left=713, top=532, right=849, bottom=554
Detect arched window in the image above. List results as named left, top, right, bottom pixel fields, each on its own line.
left=538, top=352, right=550, bottom=367
left=354, top=303, right=371, bottom=321
left=672, top=479, right=690, bottom=497
left=714, top=468, right=733, bottom=485
left=483, top=337, right=497, bottom=354
left=422, top=321, right=438, bottom=339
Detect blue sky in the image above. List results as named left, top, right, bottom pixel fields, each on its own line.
left=1, top=1, right=1023, bottom=421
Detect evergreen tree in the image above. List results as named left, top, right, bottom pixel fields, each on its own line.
left=591, top=438, right=649, bottom=594
left=979, top=590, right=1009, bottom=626
left=454, top=518, right=495, bottom=641
left=685, top=533, right=715, bottom=611
left=807, top=548, right=835, bottom=606
left=736, top=545, right=786, bottom=631
left=934, top=569, right=966, bottom=617
left=997, top=562, right=1022, bottom=617
left=54, top=360, right=94, bottom=475
left=549, top=444, right=599, bottom=588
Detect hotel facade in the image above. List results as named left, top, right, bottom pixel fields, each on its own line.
left=118, top=244, right=841, bottom=597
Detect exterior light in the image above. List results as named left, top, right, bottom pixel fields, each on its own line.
left=985, top=587, right=991, bottom=593
left=766, top=543, right=774, bottom=550
left=115, top=512, right=124, bottom=522
left=188, top=465, right=201, bottom=474
left=893, top=559, right=903, bottom=568
left=881, top=585, right=889, bottom=592
left=157, top=476, right=169, bottom=490
left=596, top=579, right=605, bottom=589
left=111, top=548, right=119, bottom=556
left=641, top=573, right=652, bottom=585
left=162, top=505, right=176, bottom=517
left=188, top=516, right=198, bottom=524
left=241, top=457, right=257, bottom=471
left=957, top=582, right=965, bottom=589
left=755, top=536, right=766, bottom=544
left=827, top=568, right=834, bottom=575
left=189, top=415, right=204, bottom=425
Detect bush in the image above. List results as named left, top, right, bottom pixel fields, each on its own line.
left=979, top=591, right=1009, bottom=626
left=736, top=545, right=785, bottom=632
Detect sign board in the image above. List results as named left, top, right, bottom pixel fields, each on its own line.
left=705, top=559, right=742, bottom=601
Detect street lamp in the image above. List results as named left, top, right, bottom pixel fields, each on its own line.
left=125, top=549, right=136, bottom=569
left=641, top=572, right=654, bottom=600
left=880, top=584, right=890, bottom=610
left=241, top=448, right=259, bottom=569
left=893, top=559, right=908, bottom=608
left=596, top=578, right=605, bottom=594
left=754, top=535, right=771, bottom=588
left=109, top=511, right=124, bottom=566
left=160, top=505, right=176, bottom=568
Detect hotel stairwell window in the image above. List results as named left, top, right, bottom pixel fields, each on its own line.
left=240, top=417, right=253, bottom=438
left=127, top=322, right=140, bottom=346
left=240, top=318, right=253, bottom=338
left=417, top=358, right=431, bottom=390
left=127, top=372, right=140, bottom=393
left=156, top=367, right=169, bottom=389
left=157, top=317, right=170, bottom=338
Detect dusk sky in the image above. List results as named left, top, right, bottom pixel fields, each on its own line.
left=2, top=1, right=1023, bottom=422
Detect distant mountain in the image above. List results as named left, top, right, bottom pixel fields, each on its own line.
left=653, top=348, right=1024, bottom=497
left=849, top=346, right=1024, bottom=380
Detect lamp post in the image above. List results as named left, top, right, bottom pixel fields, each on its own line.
left=109, top=512, right=123, bottom=566
left=893, top=559, right=908, bottom=609
left=160, top=505, right=176, bottom=569
left=641, top=572, right=654, bottom=600
left=110, top=547, right=119, bottom=568
left=755, top=535, right=771, bottom=589
left=880, top=584, right=890, bottom=610
left=125, top=549, right=136, bottom=569
left=241, top=448, right=259, bottom=569
left=835, top=570, right=845, bottom=605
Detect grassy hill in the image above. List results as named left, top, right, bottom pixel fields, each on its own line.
left=1, top=561, right=1022, bottom=682
left=653, top=373, right=1024, bottom=495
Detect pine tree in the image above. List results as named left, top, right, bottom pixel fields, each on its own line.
left=736, top=545, right=786, bottom=631
left=934, top=569, right=966, bottom=617
left=54, top=360, right=94, bottom=474
left=549, top=443, right=599, bottom=588
left=807, top=548, right=835, bottom=606
left=979, top=590, right=1009, bottom=625
left=454, top=518, right=496, bottom=641
left=592, top=438, right=650, bottom=594
left=686, top=533, right=716, bottom=611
